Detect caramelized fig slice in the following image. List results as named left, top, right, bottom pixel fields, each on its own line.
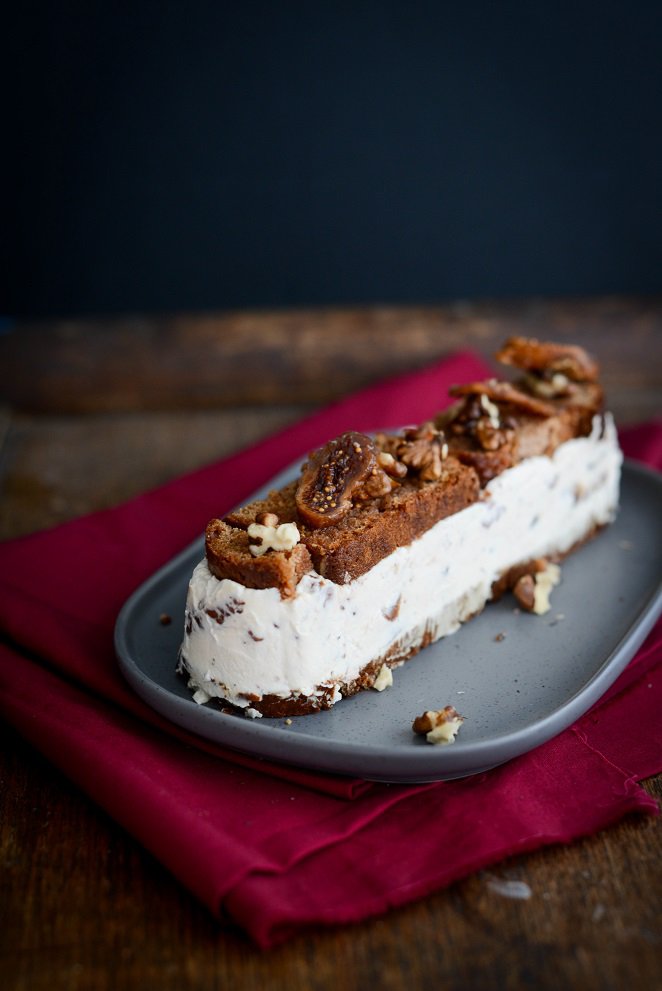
left=449, top=379, right=555, bottom=417
left=495, top=336, right=599, bottom=382
left=296, top=431, right=380, bottom=528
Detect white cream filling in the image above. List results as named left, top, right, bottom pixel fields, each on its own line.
left=178, top=415, right=621, bottom=710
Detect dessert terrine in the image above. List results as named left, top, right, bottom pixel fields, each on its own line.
left=177, top=337, right=622, bottom=718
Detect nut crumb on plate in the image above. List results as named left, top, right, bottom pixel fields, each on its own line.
left=372, top=664, right=393, bottom=691
left=513, top=561, right=561, bottom=615
left=412, top=705, right=464, bottom=745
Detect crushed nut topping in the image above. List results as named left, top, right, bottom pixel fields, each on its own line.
left=373, top=432, right=402, bottom=458
left=480, top=392, right=501, bottom=426
left=523, top=371, right=572, bottom=399
left=412, top=705, right=465, bottom=745
left=444, top=391, right=512, bottom=454
left=443, top=377, right=559, bottom=456
left=475, top=416, right=507, bottom=451
left=450, top=379, right=555, bottom=418
left=377, top=449, right=408, bottom=479
left=247, top=519, right=301, bottom=556
left=396, top=421, right=448, bottom=481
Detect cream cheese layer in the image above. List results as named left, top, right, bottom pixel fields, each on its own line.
left=178, top=415, right=622, bottom=710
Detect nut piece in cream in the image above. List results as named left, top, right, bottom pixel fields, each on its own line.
left=247, top=515, right=301, bottom=557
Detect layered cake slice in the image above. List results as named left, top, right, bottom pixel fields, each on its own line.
left=178, top=338, right=622, bottom=717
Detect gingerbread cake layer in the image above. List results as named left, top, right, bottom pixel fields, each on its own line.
left=215, top=457, right=480, bottom=589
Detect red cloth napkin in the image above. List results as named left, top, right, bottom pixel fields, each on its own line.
left=1, top=353, right=660, bottom=948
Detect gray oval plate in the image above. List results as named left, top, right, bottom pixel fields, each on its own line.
left=116, top=461, right=662, bottom=783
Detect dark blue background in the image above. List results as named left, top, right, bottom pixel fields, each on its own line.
left=4, top=1, right=662, bottom=317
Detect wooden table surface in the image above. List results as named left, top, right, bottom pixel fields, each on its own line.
left=1, top=297, right=661, bottom=990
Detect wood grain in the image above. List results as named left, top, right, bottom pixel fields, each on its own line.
left=3, top=296, right=661, bottom=419
left=1, top=298, right=660, bottom=990
left=0, top=408, right=308, bottom=540
left=2, top=726, right=660, bottom=991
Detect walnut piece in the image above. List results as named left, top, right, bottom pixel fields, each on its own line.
left=255, top=511, right=279, bottom=527
left=443, top=387, right=517, bottom=458
left=513, top=574, right=536, bottom=611
left=374, top=432, right=402, bottom=459
left=522, top=371, right=572, bottom=399
left=513, top=562, right=561, bottom=614
left=532, top=562, right=561, bottom=613
left=397, top=422, right=448, bottom=481
left=372, top=664, right=393, bottom=691
left=450, top=379, right=555, bottom=418
left=412, top=705, right=464, bottom=745
left=247, top=520, right=301, bottom=557
left=377, top=450, right=408, bottom=479
left=475, top=417, right=505, bottom=451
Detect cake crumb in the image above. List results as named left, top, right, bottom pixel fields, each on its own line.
left=494, top=632, right=506, bottom=642
left=245, top=707, right=263, bottom=719
left=285, top=718, right=293, bottom=726
left=412, top=706, right=464, bottom=745
left=373, top=664, right=393, bottom=691
left=159, top=612, right=172, bottom=626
